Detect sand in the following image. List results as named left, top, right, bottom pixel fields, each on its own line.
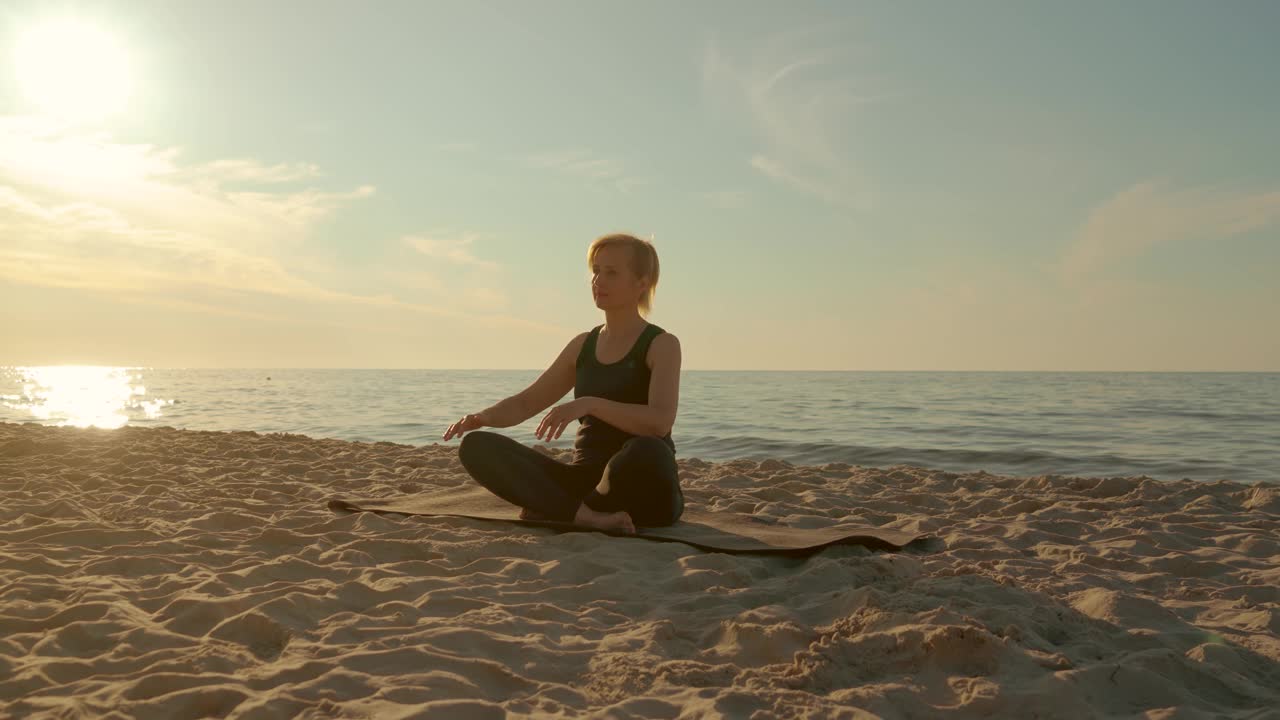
left=1, top=421, right=1278, bottom=719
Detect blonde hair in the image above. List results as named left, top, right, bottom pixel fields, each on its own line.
left=587, top=233, right=660, bottom=317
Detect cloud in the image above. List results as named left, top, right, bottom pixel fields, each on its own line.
left=749, top=156, right=847, bottom=207
left=0, top=115, right=370, bottom=299
left=385, top=269, right=509, bottom=311
left=397, top=234, right=509, bottom=311
left=0, top=116, right=374, bottom=250
left=462, top=286, right=509, bottom=312
left=1, top=185, right=346, bottom=299
left=525, top=149, right=646, bottom=193
left=174, top=158, right=324, bottom=184
left=1063, top=180, right=1280, bottom=280
left=701, top=26, right=890, bottom=210
left=403, top=233, right=500, bottom=271
left=0, top=184, right=54, bottom=219
left=0, top=116, right=557, bottom=337
left=384, top=269, right=447, bottom=295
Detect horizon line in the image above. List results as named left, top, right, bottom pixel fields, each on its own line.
left=3, top=365, right=1278, bottom=374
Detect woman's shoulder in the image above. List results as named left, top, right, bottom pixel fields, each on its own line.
left=645, top=327, right=680, bottom=369
left=647, top=323, right=677, bottom=341
left=651, top=330, right=679, bottom=351
left=645, top=321, right=673, bottom=336
left=566, top=327, right=598, bottom=364
left=570, top=328, right=596, bottom=349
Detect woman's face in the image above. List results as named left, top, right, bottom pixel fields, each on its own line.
left=591, top=245, right=645, bottom=309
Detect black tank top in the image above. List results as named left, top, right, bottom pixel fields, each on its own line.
left=572, top=322, right=677, bottom=465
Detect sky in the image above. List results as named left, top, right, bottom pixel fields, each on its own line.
left=1, top=1, right=1277, bottom=371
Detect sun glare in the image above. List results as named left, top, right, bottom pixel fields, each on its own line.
left=2, top=366, right=171, bottom=429
left=14, top=17, right=134, bottom=123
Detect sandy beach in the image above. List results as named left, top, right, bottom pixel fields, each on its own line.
left=1, top=421, right=1277, bottom=719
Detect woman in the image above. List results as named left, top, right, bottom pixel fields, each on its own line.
left=441, top=233, right=683, bottom=535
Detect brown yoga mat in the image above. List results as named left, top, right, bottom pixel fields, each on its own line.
left=328, top=485, right=930, bottom=556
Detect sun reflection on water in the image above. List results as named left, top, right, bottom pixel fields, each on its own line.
left=0, top=366, right=172, bottom=429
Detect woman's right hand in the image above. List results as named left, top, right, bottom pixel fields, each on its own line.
left=442, top=412, right=487, bottom=441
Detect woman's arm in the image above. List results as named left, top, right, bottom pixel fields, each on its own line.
left=583, top=333, right=681, bottom=436
left=476, top=395, right=530, bottom=428
left=481, top=332, right=589, bottom=428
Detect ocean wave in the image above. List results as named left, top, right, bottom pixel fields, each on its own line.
left=675, top=435, right=1262, bottom=483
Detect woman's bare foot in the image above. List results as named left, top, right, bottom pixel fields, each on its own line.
left=573, top=504, right=636, bottom=534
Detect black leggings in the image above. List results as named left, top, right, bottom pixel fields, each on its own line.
left=457, top=430, right=683, bottom=527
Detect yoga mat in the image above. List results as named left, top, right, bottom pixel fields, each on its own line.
left=328, top=485, right=930, bottom=556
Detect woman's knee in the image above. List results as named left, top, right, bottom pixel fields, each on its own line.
left=606, top=437, right=682, bottom=526
left=618, top=437, right=677, bottom=476
left=458, top=430, right=500, bottom=466
left=620, top=435, right=674, bottom=461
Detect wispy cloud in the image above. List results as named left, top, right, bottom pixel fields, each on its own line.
left=0, top=116, right=373, bottom=250
left=701, top=26, right=891, bottom=210
left=1062, top=180, right=1280, bottom=280
left=397, top=233, right=509, bottom=311
left=0, top=116, right=554, bottom=335
left=1, top=182, right=351, bottom=299
left=174, top=158, right=324, bottom=184
left=403, top=233, right=500, bottom=271
left=461, top=286, right=509, bottom=312
left=384, top=269, right=447, bottom=295
left=749, top=156, right=847, bottom=207
left=525, top=149, right=646, bottom=193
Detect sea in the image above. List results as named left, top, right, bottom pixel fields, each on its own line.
left=2, top=367, right=1276, bottom=484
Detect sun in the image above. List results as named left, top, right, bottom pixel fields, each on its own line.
left=14, top=17, right=134, bottom=123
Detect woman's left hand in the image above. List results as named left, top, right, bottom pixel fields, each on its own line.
left=535, top=398, right=593, bottom=441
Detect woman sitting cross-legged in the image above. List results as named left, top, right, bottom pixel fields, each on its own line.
left=441, top=233, right=683, bottom=535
